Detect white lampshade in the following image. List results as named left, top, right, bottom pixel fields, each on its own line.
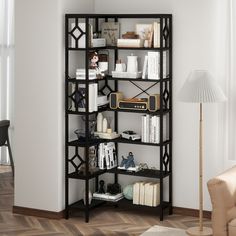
left=178, top=70, right=227, bottom=103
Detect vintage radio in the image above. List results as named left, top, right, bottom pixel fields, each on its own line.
left=118, top=98, right=149, bottom=111
left=109, top=92, right=124, bottom=109
left=148, top=94, right=160, bottom=112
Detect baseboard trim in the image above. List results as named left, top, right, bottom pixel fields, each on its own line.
left=173, top=206, right=211, bottom=219
left=13, top=206, right=65, bottom=219
left=13, top=205, right=211, bottom=220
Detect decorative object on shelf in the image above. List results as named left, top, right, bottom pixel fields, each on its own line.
left=127, top=53, right=138, bottom=73
left=102, top=117, right=108, bottom=133
left=148, top=94, right=160, bottom=112
left=83, top=189, right=92, bottom=205
left=118, top=97, right=149, bottom=111
left=78, top=146, right=98, bottom=175
left=111, top=71, right=142, bottom=79
left=89, top=51, right=105, bottom=78
left=120, top=152, right=136, bottom=169
left=92, top=38, right=106, bottom=47
left=98, top=180, right=106, bottom=194
left=121, top=130, right=141, bottom=141
left=98, top=142, right=117, bottom=169
left=107, top=183, right=121, bottom=195
left=101, top=22, right=120, bottom=46
left=178, top=70, right=226, bottom=236
left=109, top=92, right=124, bottom=109
left=96, top=113, right=103, bottom=132
left=138, top=163, right=149, bottom=170
left=94, top=131, right=120, bottom=140
left=115, top=59, right=126, bottom=72
left=122, top=31, right=139, bottom=39
left=136, top=23, right=153, bottom=47
left=123, top=184, right=133, bottom=200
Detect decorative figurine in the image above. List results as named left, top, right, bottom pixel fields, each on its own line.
left=89, top=51, right=105, bottom=78
left=120, top=152, right=135, bottom=169
left=98, top=180, right=105, bottom=194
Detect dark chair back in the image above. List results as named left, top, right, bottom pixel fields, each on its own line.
left=0, top=120, right=10, bottom=146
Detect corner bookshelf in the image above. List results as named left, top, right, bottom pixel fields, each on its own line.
left=65, top=13, right=172, bottom=222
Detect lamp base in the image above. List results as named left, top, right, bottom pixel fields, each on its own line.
left=186, top=227, right=212, bottom=236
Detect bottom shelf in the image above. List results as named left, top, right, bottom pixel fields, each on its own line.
left=68, top=198, right=171, bottom=211
left=68, top=199, right=105, bottom=210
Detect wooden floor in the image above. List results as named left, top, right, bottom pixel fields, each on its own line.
left=0, top=166, right=211, bottom=235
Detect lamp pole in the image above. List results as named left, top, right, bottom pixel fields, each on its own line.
left=199, top=103, right=203, bottom=231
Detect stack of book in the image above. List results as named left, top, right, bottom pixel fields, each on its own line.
left=141, top=115, right=167, bottom=143
left=117, top=39, right=144, bottom=48
left=133, top=181, right=160, bottom=207
left=93, top=192, right=124, bottom=202
left=76, top=69, right=97, bottom=80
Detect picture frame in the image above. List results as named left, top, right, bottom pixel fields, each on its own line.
left=136, top=23, right=153, bottom=47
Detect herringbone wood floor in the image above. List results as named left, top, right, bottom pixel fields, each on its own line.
left=0, top=166, right=211, bottom=235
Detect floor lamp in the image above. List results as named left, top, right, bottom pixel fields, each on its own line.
left=178, top=70, right=226, bottom=236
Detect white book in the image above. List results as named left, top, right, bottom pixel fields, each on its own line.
left=144, top=182, right=153, bottom=207
left=139, top=182, right=146, bottom=205
left=143, top=115, right=147, bottom=143
left=156, top=116, right=160, bottom=143
left=148, top=52, right=160, bottom=80
left=153, top=22, right=160, bottom=48
left=146, top=114, right=150, bottom=143
left=141, top=116, right=145, bottom=142
left=142, top=55, right=148, bottom=79
left=93, top=83, right=98, bottom=112
left=152, top=182, right=160, bottom=207
left=163, top=51, right=169, bottom=78
left=150, top=116, right=154, bottom=143
left=133, top=181, right=142, bottom=205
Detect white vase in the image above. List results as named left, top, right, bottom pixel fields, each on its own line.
left=83, top=190, right=92, bottom=205
left=102, top=118, right=108, bottom=133
left=127, top=54, right=138, bottom=73
left=97, top=113, right=103, bottom=132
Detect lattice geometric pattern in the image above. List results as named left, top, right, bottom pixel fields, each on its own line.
left=69, top=147, right=85, bottom=173
left=162, top=18, right=170, bottom=48
left=163, top=145, right=170, bottom=173
left=69, top=19, right=86, bottom=48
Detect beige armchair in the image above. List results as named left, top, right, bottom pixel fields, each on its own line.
left=207, top=166, right=236, bottom=236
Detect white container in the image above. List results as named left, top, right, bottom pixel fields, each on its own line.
left=97, top=113, right=103, bottom=132
left=102, top=118, right=108, bottom=133
left=127, top=54, right=138, bottom=73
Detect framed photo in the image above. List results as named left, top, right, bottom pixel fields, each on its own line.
left=136, top=24, right=153, bottom=47
left=101, top=22, right=120, bottom=46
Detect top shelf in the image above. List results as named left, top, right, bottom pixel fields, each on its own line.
left=67, top=46, right=170, bottom=51
left=65, top=14, right=172, bottom=19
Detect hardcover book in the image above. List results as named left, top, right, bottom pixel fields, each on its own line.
left=101, top=22, right=120, bottom=46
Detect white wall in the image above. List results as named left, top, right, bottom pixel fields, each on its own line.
left=14, top=0, right=94, bottom=212
left=14, top=0, right=224, bottom=212
left=95, top=0, right=223, bottom=211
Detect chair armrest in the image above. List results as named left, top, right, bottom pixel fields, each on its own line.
left=207, top=178, right=235, bottom=236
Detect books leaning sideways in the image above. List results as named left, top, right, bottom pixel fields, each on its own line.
left=76, top=69, right=97, bottom=80
left=93, top=192, right=124, bottom=202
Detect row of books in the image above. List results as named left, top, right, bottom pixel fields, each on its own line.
left=98, top=142, right=117, bottom=170
left=142, top=51, right=169, bottom=80
left=76, top=69, right=97, bottom=80
left=133, top=181, right=160, bottom=207
left=141, top=115, right=168, bottom=143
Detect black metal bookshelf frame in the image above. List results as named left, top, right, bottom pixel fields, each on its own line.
left=65, top=13, right=172, bottom=222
